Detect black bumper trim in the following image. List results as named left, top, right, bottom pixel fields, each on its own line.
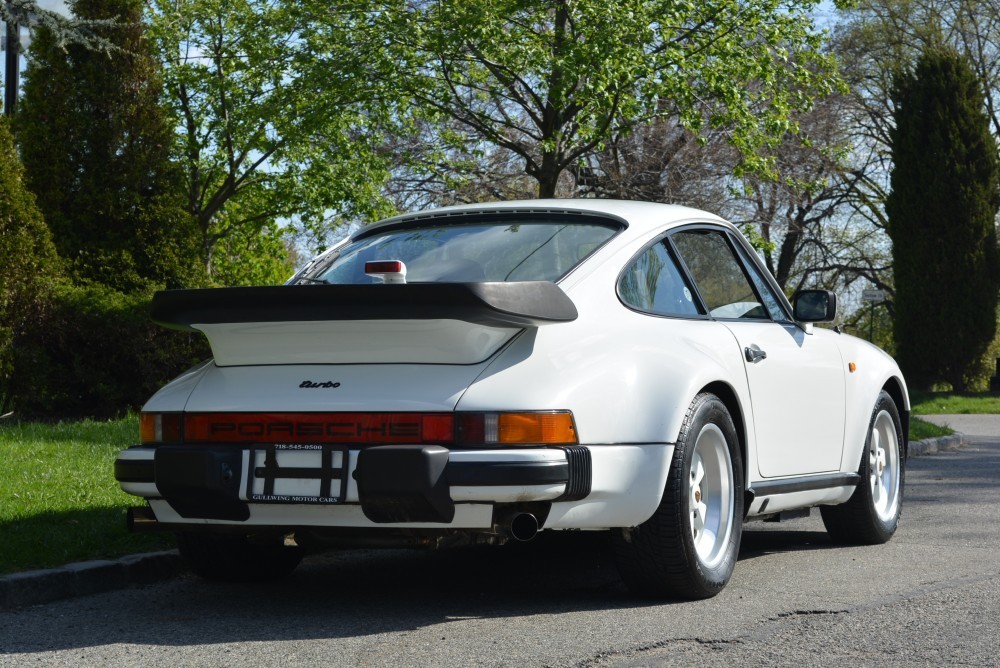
left=555, top=445, right=592, bottom=501
left=749, top=472, right=861, bottom=497
left=447, top=460, right=569, bottom=486
left=114, top=458, right=155, bottom=483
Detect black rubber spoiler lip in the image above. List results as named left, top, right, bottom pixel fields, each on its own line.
left=150, top=282, right=578, bottom=331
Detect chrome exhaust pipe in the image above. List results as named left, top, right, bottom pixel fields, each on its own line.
left=127, top=506, right=160, bottom=533
left=509, top=513, right=539, bottom=542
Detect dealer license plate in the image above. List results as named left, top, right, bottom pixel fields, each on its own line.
left=245, top=444, right=348, bottom=504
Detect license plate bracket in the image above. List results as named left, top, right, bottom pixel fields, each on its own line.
left=246, top=443, right=348, bottom=504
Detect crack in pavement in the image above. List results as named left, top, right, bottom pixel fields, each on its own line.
left=575, top=571, right=999, bottom=668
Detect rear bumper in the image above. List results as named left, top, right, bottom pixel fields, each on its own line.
left=115, top=444, right=591, bottom=525
left=116, top=442, right=673, bottom=531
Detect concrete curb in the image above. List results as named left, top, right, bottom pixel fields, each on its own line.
left=0, top=550, right=182, bottom=612
left=0, top=432, right=970, bottom=612
left=909, top=432, right=967, bottom=457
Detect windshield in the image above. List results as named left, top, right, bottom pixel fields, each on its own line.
left=298, top=215, right=620, bottom=284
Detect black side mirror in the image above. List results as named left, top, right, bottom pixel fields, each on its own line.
left=792, top=290, right=837, bottom=322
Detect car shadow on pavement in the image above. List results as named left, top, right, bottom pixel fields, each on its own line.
left=0, top=526, right=850, bottom=655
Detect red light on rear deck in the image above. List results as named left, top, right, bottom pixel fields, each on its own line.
left=365, top=260, right=404, bottom=274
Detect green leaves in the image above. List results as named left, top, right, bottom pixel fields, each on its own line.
left=376, top=0, right=842, bottom=197
left=148, top=0, right=397, bottom=280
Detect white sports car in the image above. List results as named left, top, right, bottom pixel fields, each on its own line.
left=115, top=199, right=908, bottom=599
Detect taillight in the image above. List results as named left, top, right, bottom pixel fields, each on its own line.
left=139, top=412, right=183, bottom=443
left=140, top=411, right=578, bottom=447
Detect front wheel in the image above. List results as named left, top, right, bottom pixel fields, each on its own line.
left=821, top=390, right=905, bottom=544
left=176, top=532, right=304, bottom=582
left=612, top=393, right=744, bottom=599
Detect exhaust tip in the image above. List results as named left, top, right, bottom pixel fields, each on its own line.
left=127, top=506, right=159, bottom=533
left=509, top=513, right=539, bottom=542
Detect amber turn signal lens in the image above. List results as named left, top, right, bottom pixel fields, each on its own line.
left=139, top=413, right=156, bottom=443
left=497, top=412, right=577, bottom=445
left=139, top=413, right=183, bottom=443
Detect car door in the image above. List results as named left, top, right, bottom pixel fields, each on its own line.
left=670, top=227, right=846, bottom=478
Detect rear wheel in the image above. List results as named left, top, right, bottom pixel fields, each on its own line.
left=821, top=390, right=904, bottom=544
left=613, top=393, right=743, bottom=599
left=176, top=532, right=304, bottom=582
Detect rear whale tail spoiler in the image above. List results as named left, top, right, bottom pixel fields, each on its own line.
left=150, top=281, right=578, bottom=331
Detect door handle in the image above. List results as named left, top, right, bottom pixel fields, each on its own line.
left=745, top=344, right=767, bottom=364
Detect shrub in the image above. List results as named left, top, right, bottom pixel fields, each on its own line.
left=0, top=117, right=60, bottom=411
left=7, top=282, right=209, bottom=419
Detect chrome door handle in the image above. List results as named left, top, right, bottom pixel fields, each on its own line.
left=745, top=345, right=767, bottom=364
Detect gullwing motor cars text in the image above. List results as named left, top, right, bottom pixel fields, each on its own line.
left=115, top=200, right=908, bottom=599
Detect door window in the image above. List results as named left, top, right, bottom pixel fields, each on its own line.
left=672, top=230, right=768, bottom=320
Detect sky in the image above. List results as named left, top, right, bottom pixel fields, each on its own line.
left=36, top=0, right=69, bottom=15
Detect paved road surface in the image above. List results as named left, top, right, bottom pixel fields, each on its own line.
left=2, top=437, right=998, bottom=667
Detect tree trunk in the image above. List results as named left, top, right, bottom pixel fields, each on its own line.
left=535, top=152, right=561, bottom=198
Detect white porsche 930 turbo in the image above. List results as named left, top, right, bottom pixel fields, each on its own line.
left=115, top=199, right=908, bottom=599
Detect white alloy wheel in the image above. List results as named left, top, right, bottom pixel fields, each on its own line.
left=689, top=423, right=735, bottom=568
left=869, top=409, right=901, bottom=521
left=820, top=389, right=905, bottom=545
left=612, top=392, right=743, bottom=600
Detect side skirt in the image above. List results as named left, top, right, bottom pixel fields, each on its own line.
left=745, top=472, right=861, bottom=519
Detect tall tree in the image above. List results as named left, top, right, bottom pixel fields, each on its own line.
left=886, top=45, right=1000, bottom=391
left=16, top=0, right=202, bottom=291
left=0, top=115, right=58, bottom=410
left=148, top=0, right=397, bottom=276
left=378, top=0, right=847, bottom=199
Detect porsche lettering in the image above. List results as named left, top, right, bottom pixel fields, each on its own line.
left=207, top=421, right=420, bottom=438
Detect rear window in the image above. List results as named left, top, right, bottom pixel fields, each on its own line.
left=299, top=215, right=620, bottom=284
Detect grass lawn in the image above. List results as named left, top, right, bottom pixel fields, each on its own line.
left=910, top=391, right=1000, bottom=415
left=0, top=416, right=173, bottom=574
left=909, top=416, right=953, bottom=440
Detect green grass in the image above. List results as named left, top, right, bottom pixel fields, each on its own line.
left=910, top=391, right=1000, bottom=415
left=909, top=416, right=954, bottom=441
left=0, top=416, right=172, bottom=574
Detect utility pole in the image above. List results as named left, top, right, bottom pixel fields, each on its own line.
left=3, top=18, right=18, bottom=116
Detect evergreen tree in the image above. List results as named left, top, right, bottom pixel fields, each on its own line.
left=0, top=116, right=59, bottom=410
left=15, top=0, right=204, bottom=291
left=886, top=45, right=1000, bottom=391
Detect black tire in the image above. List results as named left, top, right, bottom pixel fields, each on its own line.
left=176, top=532, right=304, bottom=582
left=821, top=390, right=905, bottom=545
left=612, top=392, right=744, bottom=600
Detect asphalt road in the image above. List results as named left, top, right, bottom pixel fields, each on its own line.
left=2, top=436, right=999, bottom=668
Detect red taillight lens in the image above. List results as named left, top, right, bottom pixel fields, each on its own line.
left=183, top=412, right=456, bottom=445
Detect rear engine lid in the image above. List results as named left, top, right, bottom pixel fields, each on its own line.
left=178, top=362, right=496, bottom=413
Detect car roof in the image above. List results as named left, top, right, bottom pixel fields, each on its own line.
left=364, top=199, right=731, bottom=242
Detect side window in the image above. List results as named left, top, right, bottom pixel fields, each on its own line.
left=732, top=240, right=790, bottom=322
left=619, top=241, right=702, bottom=317
left=671, top=230, right=768, bottom=320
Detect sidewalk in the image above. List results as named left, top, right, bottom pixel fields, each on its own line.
left=919, top=414, right=1000, bottom=438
